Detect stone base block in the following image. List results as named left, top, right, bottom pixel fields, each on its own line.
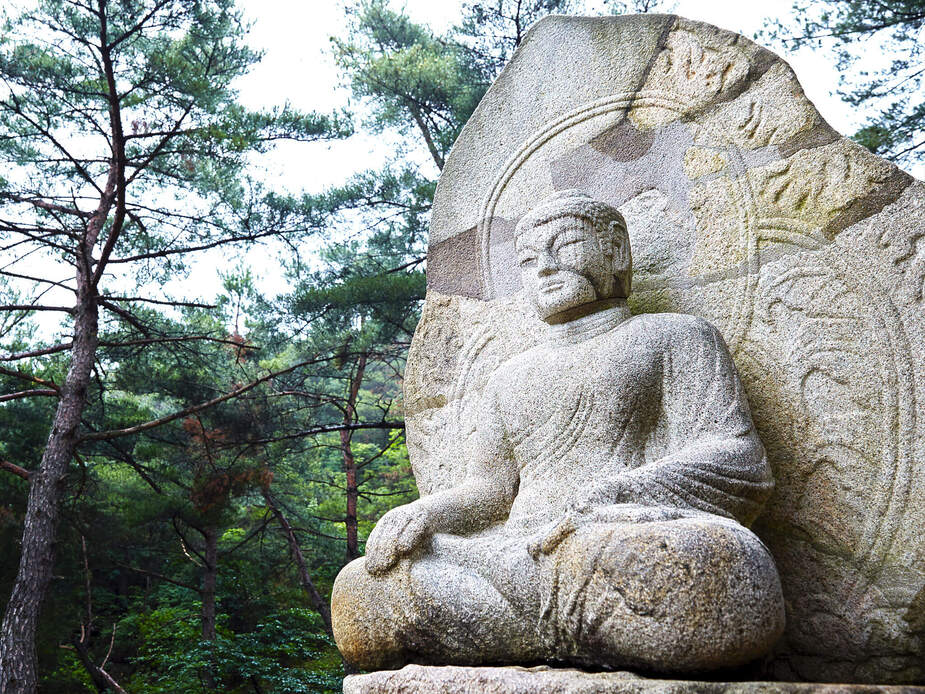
left=343, top=665, right=925, bottom=694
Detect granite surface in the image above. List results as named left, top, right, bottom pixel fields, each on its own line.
left=334, top=187, right=787, bottom=673
left=344, top=665, right=925, bottom=694
left=400, top=14, right=925, bottom=684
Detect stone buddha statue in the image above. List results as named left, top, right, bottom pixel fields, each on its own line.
left=332, top=190, right=786, bottom=674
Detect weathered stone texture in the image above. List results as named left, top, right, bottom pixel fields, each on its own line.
left=408, top=14, right=925, bottom=684
left=344, top=665, right=925, bottom=694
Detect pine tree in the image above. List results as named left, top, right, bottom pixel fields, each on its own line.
left=767, top=1, right=925, bottom=165
left=0, top=1, right=348, bottom=690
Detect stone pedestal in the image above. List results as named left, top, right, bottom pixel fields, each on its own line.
left=344, top=665, right=925, bottom=694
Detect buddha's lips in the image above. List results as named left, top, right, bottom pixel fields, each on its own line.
left=540, top=280, right=565, bottom=292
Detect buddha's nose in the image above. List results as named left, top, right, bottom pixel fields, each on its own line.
left=536, top=250, right=556, bottom=275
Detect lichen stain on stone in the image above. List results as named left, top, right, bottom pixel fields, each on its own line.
left=589, top=119, right=656, bottom=163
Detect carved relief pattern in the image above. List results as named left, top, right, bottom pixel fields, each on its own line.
left=754, top=255, right=915, bottom=571
left=878, top=199, right=925, bottom=303
left=695, top=62, right=820, bottom=151
left=748, top=142, right=895, bottom=235
left=751, top=251, right=920, bottom=669
left=651, top=29, right=749, bottom=105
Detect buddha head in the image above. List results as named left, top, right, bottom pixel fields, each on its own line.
left=514, top=190, right=631, bottom=323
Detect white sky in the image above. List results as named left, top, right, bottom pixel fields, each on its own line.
left=230, top=0, right=888, bottom=197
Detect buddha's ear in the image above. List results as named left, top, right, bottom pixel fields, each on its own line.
left=609, top=221, right=630, bottom=272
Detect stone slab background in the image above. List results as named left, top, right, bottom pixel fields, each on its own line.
left=404, top=15, right=925, bottom=684
left=345, top=665, right=925, bottom=694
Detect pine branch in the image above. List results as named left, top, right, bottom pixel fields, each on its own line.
left=113, top=561, right=199, bottom=593
left=0, top=460, right=30, bottom=480
left=249, top=420, right=405, bottom=445
left=0, top=389, right=58, bottom=402
left=101, top=295, right=218, bottom=309
left=81, top=356, right=333, bottom=441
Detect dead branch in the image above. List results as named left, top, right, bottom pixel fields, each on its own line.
left=0, top=304, right=73, bottom=312
left=0, top=388, right=59, bottom=402
left=98, top=335, right=259, bottom=351
left=113, top=561, right=199, bottom=593
left=0, top=364, right=60, bottom=389
left=249, top=420, right=405, bottom=445
left=102, top=295, right=217, bottom=309
left=263, top=490, right=333, bottom=635
left=0, top=343, right=72, bottom=361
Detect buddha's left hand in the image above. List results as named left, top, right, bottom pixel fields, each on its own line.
left=365, top=503, right=432, bottom=575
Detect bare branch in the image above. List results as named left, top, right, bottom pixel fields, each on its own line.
left=0, top=364, right=60, bottom=389
left=0, top=460, right=31, bottom=481
left=0, top=343, right=72, bottom=361
left=0, top=93, right=103, bottom=194
left=102, top=295, right=217, bottom=309
left=98, top=334, right=259, bottom=351
left=218, top=513, right=271, bottom=558
left=122, top=101, right=194, bottom=188
left=106, top=0, right=173, bottom=51
left=106, top=227, right=304, bottom=264
left=263, top=490, right=333, bottom=635
left=98, top=298, right=152, bottom=335
left=113, top=561, right=199, bottom=593
left=0, top=270, right=76, bottom=293
left=0, top=389, right=58, bottom=402
left=0, top=193, right=92, bottom=218
left=0, top=304, right=73, bottom=313
left=250, top=420, right=405, bottom=445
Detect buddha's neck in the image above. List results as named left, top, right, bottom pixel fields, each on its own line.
left=546, top=298, right=631, bottom=344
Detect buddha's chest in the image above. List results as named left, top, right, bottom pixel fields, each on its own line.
left=496, top=338, right=663, bottom=451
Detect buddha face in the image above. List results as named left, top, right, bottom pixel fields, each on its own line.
left=515, top=214, right=617, bottom=323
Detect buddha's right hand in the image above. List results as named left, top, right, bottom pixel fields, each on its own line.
left=527, top=511, right=579, bottom=559
left=365, top=503, right=433, bottom=575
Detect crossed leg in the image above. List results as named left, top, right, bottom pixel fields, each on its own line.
left=331, top=513, right=785, bottom=672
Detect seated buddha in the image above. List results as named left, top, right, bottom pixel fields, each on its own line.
left=331, top=190, right=785, bottom=673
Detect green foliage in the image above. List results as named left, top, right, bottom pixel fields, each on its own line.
left=0, top=0, right=350, bottom=291
left=333, top=0, right=484, bottom=166
left=291, top=271, right=426, bottom=324
left=456, top=0, right=583, bottom=81
left=766, top=1, right=925, bottom=164
left=124, top=607, right=341, bottom=693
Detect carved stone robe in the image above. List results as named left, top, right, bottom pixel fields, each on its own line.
left=333, top=307, right=785, bottom=672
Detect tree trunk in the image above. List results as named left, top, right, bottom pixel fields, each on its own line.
left=0, top=7, right=123, bottom=690
left=407, top=103, right=444, bottom=171
left=340, top=352, right=367, bottom=562
left=0, top=286, right=99, bottom=694
left=200, top=525, right=218, bottom=691
left=343, top=451, right=360, bottom=561
left=262, top=490, right=333, bottom=635
left=201, top=526, right=218, bottom=642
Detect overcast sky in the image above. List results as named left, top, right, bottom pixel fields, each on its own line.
left=14, top=1, right=910, bottom=336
